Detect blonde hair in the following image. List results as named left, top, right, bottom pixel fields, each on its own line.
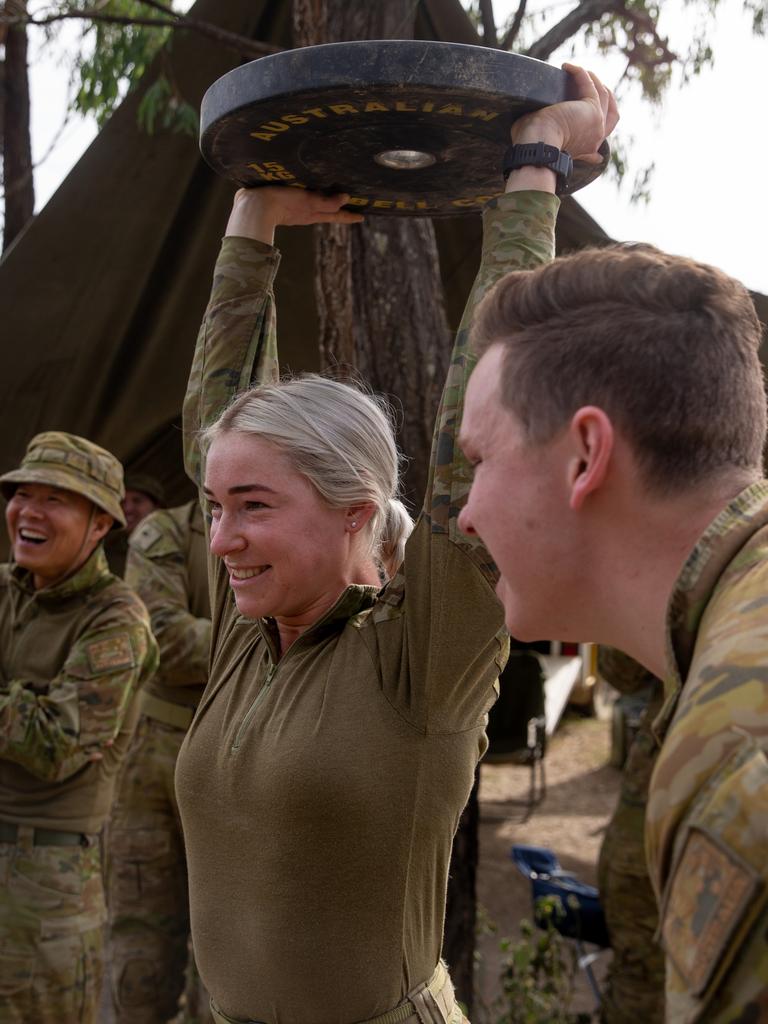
left=203, top=375, right=413, bottom=578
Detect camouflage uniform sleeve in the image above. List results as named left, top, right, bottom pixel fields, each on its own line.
left=426, top=190, right=559, bottom=577
left=127, top=514, right=211, bottom=685
left=183, top=236, right=282, bottom=487
left=366, top=191, right=558, bottom=734
left=0, top=614, right=157, bottom=782
left=598, top=646, right=659, bottom=695
left=648, top=553, right=768, bottom=1021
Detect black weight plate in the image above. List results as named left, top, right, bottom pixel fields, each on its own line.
left=200, top=40, right=608, bottom=217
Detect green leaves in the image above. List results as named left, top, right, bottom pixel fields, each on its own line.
left=68, top=1, right=172, bottom=125
left=137, top=74, right=198, bottom=136
left=41, top=1, right=196, bottom=135
left=491, top=896, right=592, bottom=1024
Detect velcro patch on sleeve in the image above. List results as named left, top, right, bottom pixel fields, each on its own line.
left=661, top=826, right=763, bottom=997
left=86, top=634, right=136, bottom=674
left=131, top=521, right=164, bottom=553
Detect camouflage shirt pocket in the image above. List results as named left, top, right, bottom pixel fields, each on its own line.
left=660, top=737, right=768, bottom=1023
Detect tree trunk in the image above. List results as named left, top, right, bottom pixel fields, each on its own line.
left=442, top=770, right=480, bottom=1011
left=293, top=1, right=478, bottom=1010
left=349, top=216, right=448, bottom=506
left=2, top=0, right=34, bottom=252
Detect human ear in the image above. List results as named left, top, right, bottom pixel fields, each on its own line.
left=345, top=503, right=376, bottom=533
left=92, top=512, right=114, bottom=544
left=567, top=406, right=614, bottom=511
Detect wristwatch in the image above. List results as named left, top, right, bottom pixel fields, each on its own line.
left=502, top=142, right=574, bottom=195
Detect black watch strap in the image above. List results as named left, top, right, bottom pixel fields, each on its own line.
left=502, top=142, right=574, bottom=195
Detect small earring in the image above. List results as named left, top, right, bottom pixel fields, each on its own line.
left=350, top=521, right=357, bottom=529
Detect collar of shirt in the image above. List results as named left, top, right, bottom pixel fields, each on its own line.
left=656, top=479, right=768, bottom=739
left=256, top=583, right=380, bottom=664
left=10, top=544, right=112, bottom=604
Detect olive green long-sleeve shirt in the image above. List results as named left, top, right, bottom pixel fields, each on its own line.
left=176, top=191, right=558, bottom=1023
left=0, top=546, right=157, bottom=833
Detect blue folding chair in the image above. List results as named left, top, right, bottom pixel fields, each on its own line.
left=511, top=844, right=610, bottom=1007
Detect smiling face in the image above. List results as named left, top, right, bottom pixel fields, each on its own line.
left=122, top=489, right=158, bottom=533
left=204, top=432, right=363, bottom=632
left=458, top=345, right=585, bottom=641
left=5, top=482, right=113, bottom=589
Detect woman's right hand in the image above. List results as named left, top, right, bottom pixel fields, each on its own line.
left=225, top=187, right=365, bottom=244
left=510, top=63, right=619, bottom=164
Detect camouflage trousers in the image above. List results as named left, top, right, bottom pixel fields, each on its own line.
left=0, top=828, right=106, bottom=1023
left=108, top=714, right=210, bottom=1024
left=598, top=712, right=665, bottom=1024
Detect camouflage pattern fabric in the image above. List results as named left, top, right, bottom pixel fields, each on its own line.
left=183, top=238, right=281, bottom=489
left=0, top=430, right=126, bottom=527
left=646, top=481, right=768, bottom=1022
left=424, top=192, right=559, bottom=581
left=599, top=646, right=661, bottom=698
left=0, top=547, right=156, bottom=806
left=107, top=717, right=193, bottom=1023
left=127, top=501, right=210, bottom=707
left=0, top=545, right=156, bottom=1022
left=108, top=502, right=211, bottom=1023
left=0, top=830, right=105, bottom=1023
left=597, top=649, right=665, bottom=1024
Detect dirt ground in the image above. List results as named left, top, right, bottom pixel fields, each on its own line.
left=474, top=710, right=622, bottom=1021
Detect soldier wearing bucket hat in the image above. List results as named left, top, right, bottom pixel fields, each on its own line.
left=105, top=469, right=167, bottom=577
left=0, top=431, right=158, bottom=1024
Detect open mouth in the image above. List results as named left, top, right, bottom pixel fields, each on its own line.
left=229, top=565, right=271, bottom=581
left=18, top=529, right=47, bottom=545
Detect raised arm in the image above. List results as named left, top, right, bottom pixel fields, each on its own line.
left=427, top=65, right=618, bottom=575
left=183, top=189, right=362, bottom=487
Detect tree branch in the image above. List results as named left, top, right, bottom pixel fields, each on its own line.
left=524, top=0, right=617, bottom=60
left=523, top=0, right=676, bottom=70
left=501, top=0, right=527, bottom=50
left=136, top=0, right=179, bottom=15
left=478, top=0, right=498, bottom=46
left=0, top=8, right=280, bottom=60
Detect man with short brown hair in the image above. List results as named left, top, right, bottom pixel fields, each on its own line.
left=458, top=239, right=768, bottom=1020
left=0, top=431, right=157, bottom=1024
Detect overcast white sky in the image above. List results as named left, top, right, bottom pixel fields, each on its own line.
left=489, top=0, right=768, bottom=294
left=28, top=0, right=768, bottom=294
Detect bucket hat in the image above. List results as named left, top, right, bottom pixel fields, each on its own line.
left=0, top=431, right=126, bottom=528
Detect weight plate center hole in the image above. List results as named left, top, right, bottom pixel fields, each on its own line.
left=374, top=149, right=437, bottom=170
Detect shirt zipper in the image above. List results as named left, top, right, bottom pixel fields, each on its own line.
left=231, top=660, right=277, bottom=753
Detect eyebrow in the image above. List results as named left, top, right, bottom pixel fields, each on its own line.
left=202, top=484, right=278, bottom=496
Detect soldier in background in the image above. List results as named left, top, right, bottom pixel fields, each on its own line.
left=597, top=647, right=665, bottom=1023
left=0, top=432, right=157, bottom=1024
left=107, top=499, right=211, bottom=1024
left=105, top=473, right=166, bottom=578
left=122, top=475, right=166, bottom=536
